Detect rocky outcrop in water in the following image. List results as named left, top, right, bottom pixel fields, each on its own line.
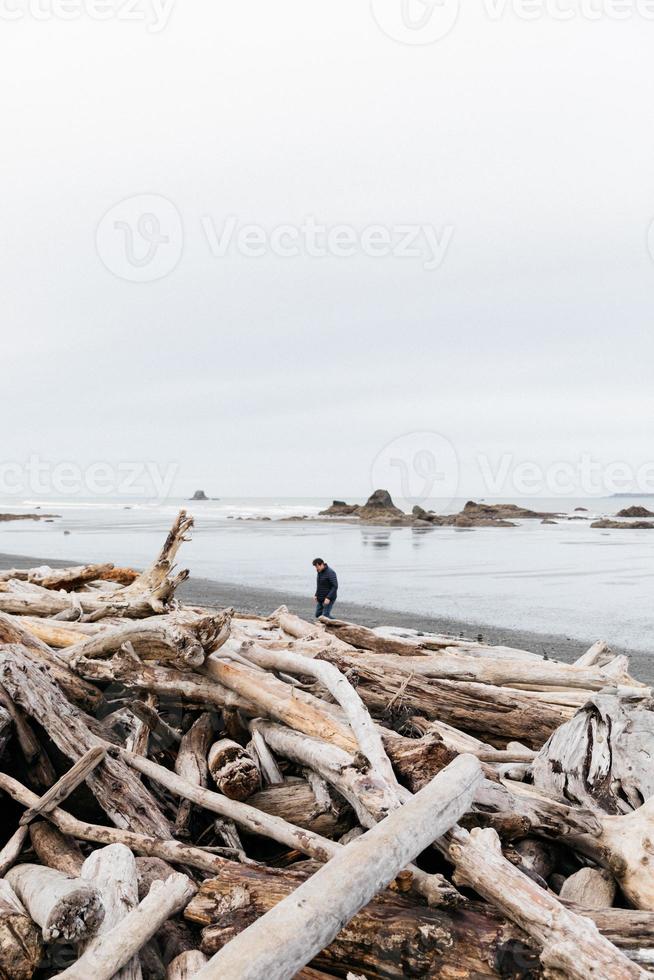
left=592, top=519, right=654, bottom=530
left=190, top=490, right=209, bottom=501
left=616, top=506, right=654, bottom=518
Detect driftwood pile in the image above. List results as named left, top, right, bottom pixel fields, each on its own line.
left=0, top=511, right=653, bottom=979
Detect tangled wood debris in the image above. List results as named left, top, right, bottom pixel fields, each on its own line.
left=0, top=510, right=652, bottom=978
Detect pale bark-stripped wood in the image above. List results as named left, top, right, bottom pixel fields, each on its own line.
left=20, top=745, right=106, bottom=825
left=317, top=646, right=643, bottom=692
left=131, top=699, right=182, bottom=745
left=0, top=825, right=28, bottom=875
left=319, top=653, right=574, bottom=747
left=0, top=646, right=171, bottom=837
left=191, top=755, right=482, bottom=980
left=52, top=873, right=196, bottom=980
left=30, top=822, right=85, bottom=875
left=207, top=738, right=261, bottom=801
left=249, top=727, right=284, bottom=785
left=166, top=950, right=208, bottom=980
left=0, top=611, right=102, bottom=710
left=65, top=620, right=206, bottom=669
left=445, top=825, right=646, bottom=980
left=559, top=868, right=617, bottom=909
left=174, top=712, right=214, bottom=836
left=0, top=704, right=11, bottom=758
left=237, top=641, right=402, bottom=801
left=19, top=563, right=115, bottom=591
left=0, top=685, right=56, bottom=789
left=0, top=771, right=234, bottom=878
left=80, top=844, right=143, bottom=980
left=6, top=863, right=105, bottom=943
left=533, top=693, right=654, bottom=814
left=0, top=879, right=43, bottom=980
left=247, top=778, right=351, bottom=837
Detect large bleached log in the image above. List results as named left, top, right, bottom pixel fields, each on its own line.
left=319, top=646, right=643, bottom=692
left=6, top=863, right=105, bottom=943
left=207, top=738, right=261, bottom=801
left=186, top=860, right=539, bottom=979
left=533, top=693, right=654, bottom=813
left=0, top=879, right=43, bottom=980
left=445, top=826, right=646, bottom=979
left=81, top=844, right=142, bottom=980
left=191, top=755, right=482, bottom=980
left=52, top=873, right=196, bottom=980
left=19, top=563, right=116, bottom=591
left=318, top=655, right=573, bottom=747
left=65, top=620, right=206, bottom=670
left=174, top=712, right=214, bottom=836
left=0, top=646, right=171, bottom=836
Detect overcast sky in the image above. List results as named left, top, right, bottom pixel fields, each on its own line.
left=2, top=1, right=654, bottom=500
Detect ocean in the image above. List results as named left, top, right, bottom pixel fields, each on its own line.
left=0, top=495, right=652, bottom=653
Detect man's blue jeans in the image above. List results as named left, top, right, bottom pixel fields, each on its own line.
left=315, top=600, right=335, bottom=619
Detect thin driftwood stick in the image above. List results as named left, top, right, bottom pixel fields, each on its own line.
left=6, top=863, right=105, bottom=944
left=0, top=825, right=29, bottom=875
left=20, top=745, right=106, bottom=825
left=0, top=771, right=232, bottom=877
left=80, top=844, right=143, bottom=980
left=52, top=873, right=196, bottom=980
left=192, top=755, right=482, bottom=980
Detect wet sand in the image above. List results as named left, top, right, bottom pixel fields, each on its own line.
left=0, top=550, right=648, bottom=683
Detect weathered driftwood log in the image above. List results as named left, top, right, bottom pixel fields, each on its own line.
left=0, top=771, right=232, bottom=878
left=52, top=873, right=196, bottom=980
left=0, top=685, right=56, bottom=789
left=185, top=861, right=540, bottom=979
left=6, top=863, right=105, bottom=943
left=248, top=727, right=284, bottom=785
left=0, top=612, right=102, bottom=710
left=81, top=844, right=142, bottom=980
left=20, top=745, right=106, bottom=825
left=0, top=879, right=43, bottom=980
left=0, top=704, right=11, bottom=757
left=207, top=738, right=261, bottom=801
left=237, top=640, right=402, bottom=798
left=0, top=646, right=171, bottom=836
left=533, top=693, right=654, bottom=813
left=174, top=711, right=214, bottom=836
left=248, top=778, right=351, bottom=837
left=191, top=755, right=483, bottom=979
left=559, top=868, right=617, bottom=909
left=30, top=822, right=85, bottom=875
left=21, top=563, right=115, bottom=591
left=131, top=699, right=181, bottom=746
left=445, top=826, right=646, bottom=979
left=317, top=645, right=642, bottom=692
left=166, top=950, right=208, bottom=980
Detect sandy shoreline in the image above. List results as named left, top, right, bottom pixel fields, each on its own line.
left=0, top=549, right=648, bottom=683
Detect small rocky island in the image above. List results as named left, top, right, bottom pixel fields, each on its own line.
left=0, top=513, right=60, bottom=523
left=319, top=491, right=561, bottom=527
left=190, top=490, right=209, bottom=501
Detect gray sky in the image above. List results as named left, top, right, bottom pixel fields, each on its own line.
left=2, top=1, right=654, bottom=499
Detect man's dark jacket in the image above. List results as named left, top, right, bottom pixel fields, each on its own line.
left=316, top=565, right=338, bottom=603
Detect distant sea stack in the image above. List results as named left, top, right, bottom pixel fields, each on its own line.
left=190, top=490, right=209, bottom=501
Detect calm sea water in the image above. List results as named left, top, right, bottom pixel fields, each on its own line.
left=0, top=495, right=652, bottom=652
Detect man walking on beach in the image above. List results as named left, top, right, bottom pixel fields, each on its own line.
left=313, top=558, right=338, bottom=619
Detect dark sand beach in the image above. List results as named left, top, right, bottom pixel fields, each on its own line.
left=0, top=549, right=647, bottom=683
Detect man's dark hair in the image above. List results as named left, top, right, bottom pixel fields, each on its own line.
left=312, top=558, right=325, bottom=566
